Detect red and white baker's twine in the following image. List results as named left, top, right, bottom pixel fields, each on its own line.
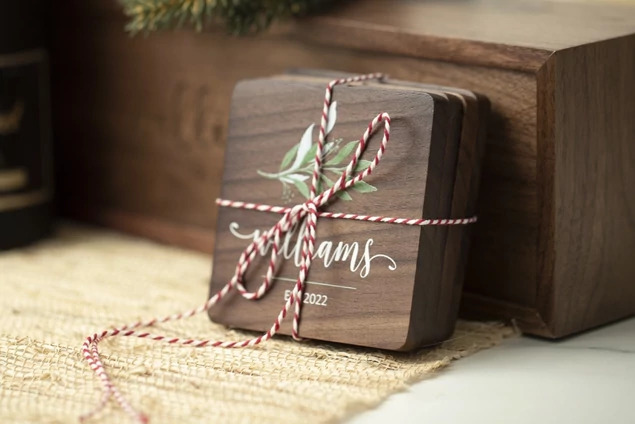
left=80, top=73, right=477, bottom=423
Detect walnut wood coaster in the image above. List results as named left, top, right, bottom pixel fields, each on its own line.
left=209, top=77, right=486, bottom=350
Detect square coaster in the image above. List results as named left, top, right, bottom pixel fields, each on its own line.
left=209, top=75, right=482, bottom=350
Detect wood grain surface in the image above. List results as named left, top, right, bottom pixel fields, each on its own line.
left=546, top=35, right=635, bottom=336
left=209, top=78, right=467, bottom=350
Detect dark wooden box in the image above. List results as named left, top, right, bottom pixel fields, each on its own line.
left=51, top=0, right=635, bottom=338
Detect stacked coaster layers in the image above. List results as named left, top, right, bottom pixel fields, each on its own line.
left=210, top=72, right=489, bottom=350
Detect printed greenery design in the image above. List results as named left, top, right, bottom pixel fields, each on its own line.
left=257, top=101, right=376, bottom=202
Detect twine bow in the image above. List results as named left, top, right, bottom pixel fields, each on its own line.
left=81, top=73, right=476, bottom=423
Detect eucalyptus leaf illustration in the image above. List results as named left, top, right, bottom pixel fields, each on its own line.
left=257, top=100, right=377, bottom=202
left=352, top=181, right=377, bottom=193
left=325, top=101, right=337, bottom=135
left=355, top=160, right=373, bottom=173
left=288, top=173, right=309, bottom=182
left=325, top=140, right=358, bottom=167
left=290, top=123, right=315, bottom=171
left=336, top=191, right=353, bottom=201
left=279, top=144, right=299, bottom=171
left=293, top=179, right=310, bottom=199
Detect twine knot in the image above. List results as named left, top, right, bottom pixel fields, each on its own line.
left=291, top=201, right=318, bottom=216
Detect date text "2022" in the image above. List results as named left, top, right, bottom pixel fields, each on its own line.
left=284, top=290, right=328, bottom=307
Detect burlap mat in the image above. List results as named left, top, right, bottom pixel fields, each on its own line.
left=0, top=224, right=514, bottom=423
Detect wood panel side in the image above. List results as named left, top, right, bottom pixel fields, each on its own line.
left=534, top=54, right=558, bottom=337
left=299, top=0, right=635, bottom=59
left=551, top=35, right=635, bottom=336
left=295, top=19, right=550, bottom=73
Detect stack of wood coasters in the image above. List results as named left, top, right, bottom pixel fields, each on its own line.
left=209, top=72, right=489, bottom=351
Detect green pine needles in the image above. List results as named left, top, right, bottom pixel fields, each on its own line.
left=120, top=0, right=332, bottom=34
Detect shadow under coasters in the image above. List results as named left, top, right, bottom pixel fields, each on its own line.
left=209, top=76, right=488, bottom=351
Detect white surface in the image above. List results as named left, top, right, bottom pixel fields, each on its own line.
left=352, top=317, right=635, bottom=424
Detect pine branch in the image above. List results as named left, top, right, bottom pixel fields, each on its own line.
left=119, top=0, right=331, bottom=35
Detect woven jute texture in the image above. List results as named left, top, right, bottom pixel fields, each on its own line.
left=0, top=224, right=514, bottom=424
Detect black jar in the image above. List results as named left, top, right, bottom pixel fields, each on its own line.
left=0, top=1, right=53, bottom=249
